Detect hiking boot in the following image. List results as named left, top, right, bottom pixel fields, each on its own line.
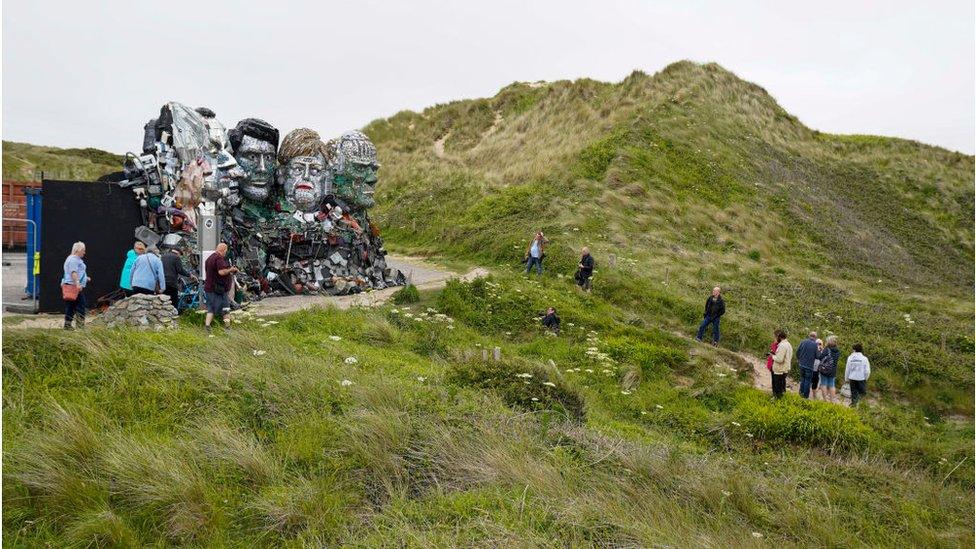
left=711, top=341, right=718, bottom=347
left=76, top=316, right=86, bottom=329
left=205, top=324, right=212, bottom=335
left=63, top=320, right=73, bottom=330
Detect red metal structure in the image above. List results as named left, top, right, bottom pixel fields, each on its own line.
left=2, top=180, right=40, bottom=248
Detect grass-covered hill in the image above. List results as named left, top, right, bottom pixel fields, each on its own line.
left=2, top=141, right=122, bottom=181
left=3, top=61, right=974, bottom=546
left=366, top=61, right=975, bottom=414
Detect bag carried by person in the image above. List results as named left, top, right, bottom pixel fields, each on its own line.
left=61, top=283, right=80, bottom=302
left=839, top=382, right=851, bottom=399
left=818, top=351, right=836, bottom=377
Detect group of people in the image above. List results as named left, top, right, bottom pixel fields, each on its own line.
left=767, top=330, right=871, bottom=405
left=118, top=241, right=196, bottom=307
left=60, top=240, right=240, bottom=333
left=692, top=286, right=872, bottom=405
left=522, top=231, right=595, bottom=292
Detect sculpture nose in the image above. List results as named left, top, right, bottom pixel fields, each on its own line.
left=258, top=155, right=266, bottom=171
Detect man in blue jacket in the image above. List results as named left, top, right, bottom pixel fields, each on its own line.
left=795, top=331, right=819, bottom=398
left=130, top=246, right=166, bottom=295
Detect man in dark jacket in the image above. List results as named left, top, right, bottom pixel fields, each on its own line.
left=576, top=247, right=595, bottom=291
left=795, top=331, right=819, bottom=399
left=695, top=286, right=725, bottom=345
left=161, top=248, right=195, bottom=309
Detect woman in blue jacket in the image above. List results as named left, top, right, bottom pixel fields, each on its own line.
left=119, top=241, right=146, bottom=296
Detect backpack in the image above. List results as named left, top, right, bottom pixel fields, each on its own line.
left=818, top=350, right=837, bottom=377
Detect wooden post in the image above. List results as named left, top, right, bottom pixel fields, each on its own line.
left=482, top=349, right=489, bottom=361
left=608, top=254, right=617, bottom=268
left=493, top=347, right=501, bottom=361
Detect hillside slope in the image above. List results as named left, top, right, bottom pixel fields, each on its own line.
left=2, top=141, right=122, bottom=181
left=365, top=61, right=975, bottom=413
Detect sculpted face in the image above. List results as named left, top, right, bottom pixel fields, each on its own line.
left=235, top=135, right=277, bottom=202
left=330, top=131, right=379, bottom=210
left=281, top=153, right=328, bottom=212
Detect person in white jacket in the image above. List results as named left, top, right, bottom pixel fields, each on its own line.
left=844, top=343, right=871, bottom=406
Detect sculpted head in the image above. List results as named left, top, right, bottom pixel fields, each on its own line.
left=278, top=128, right=330, bottom=213
left=327, top=130, right=379, bottom=210
left=228, top=118, right=279, bottom=203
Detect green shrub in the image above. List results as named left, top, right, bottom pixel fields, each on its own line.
left=732, top=391, right=874, bottom=451
left=392, top=284, right=420, bottom=304
left=446, top=359, right=585, bottom=422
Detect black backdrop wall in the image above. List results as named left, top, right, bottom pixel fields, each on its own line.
left=39, top=180, right=143, bottom=312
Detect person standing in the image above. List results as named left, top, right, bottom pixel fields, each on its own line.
left=796, top=331, right=819, bottom=399
left=204, top=243, right=239, bottom=334
left=61, top=241, right=90, bottom=330
left=817, top=336, right=841, bottom=403
left=695, top=286, right=725, bottom=345
left=524, top=231, right=548, bottom=276
left=844, top=343, right=871, bottom=406
left=576, top=247, right=595, bottom=291
left=770, top=329, right=793, bottom=398
left=130, top=246, right=166, bottom=296
left=809, top=338, right=824, bottom=399
left=161, top=248, right=195, bottom=309
left=119, top=241, right=146, bottom=296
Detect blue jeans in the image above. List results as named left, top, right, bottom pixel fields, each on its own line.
left=525, top=256, right=543, bottom=275
left=799, top=367, right=814, bottom=398
left=696, top=316, right=720, bottom=342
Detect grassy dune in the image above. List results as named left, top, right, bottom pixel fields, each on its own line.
left=3, top=60, right=974, bottom=546
left=367, top=61, right=975, bottom=414
left=2, top=141, right=121, bottom=181
left=3, top=277, right=973, bottom=546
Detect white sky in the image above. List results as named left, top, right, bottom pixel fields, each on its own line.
left=3, top=0, right=974, bottom=154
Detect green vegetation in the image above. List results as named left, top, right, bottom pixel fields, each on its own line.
left=2, top=141, right=121, bottom=181
left=4, top=276, right=973, bottom=546
left=366, top=61, right=974, bottom=414
left=3, top=60, right=973, bottom=546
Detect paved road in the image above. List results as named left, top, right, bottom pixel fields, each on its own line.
left=2, top=252, right=37, bottom=313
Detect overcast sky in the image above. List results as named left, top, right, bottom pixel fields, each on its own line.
left=3, top=0, right=973, bottom=154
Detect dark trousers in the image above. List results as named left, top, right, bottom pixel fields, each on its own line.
left=849, top=379, right=867, bottom=406
left=771, top=373, right=787, bottom=398
left=810, top=370, right=820, bottom=391
left=132, top=286, right=155, bottom=295
left=799, top=368, right=814, bottom=398
left=165, top=286, right=180, bottom=309
left=696, top=316, right=720, bottom=342
left=525, top=256, right=543, bottom=275
left=64, top=292, right=87, bottom=325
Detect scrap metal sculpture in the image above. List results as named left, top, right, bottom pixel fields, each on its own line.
left=112, top=101, right=404, bottom=303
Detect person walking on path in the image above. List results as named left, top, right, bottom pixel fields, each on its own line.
left=204, top=243, right=239, bottom=334
left=162, top=248, right=195, bottom=309
left=770, top=329, right=793, bottom=398
left=119, top=241, right=146, bottom=296
left=61, top=241, right=90, bottom=330
left=809, top=338, right=823, bottom=399
left=817, top=335, right=841, bottom=403
left=130, top=246, right=166, bottom=296
left=576, top=247, right=595, bottom=291
left=796, top=331, right=819, bottom=399
left=844, top=343, right=871, bottom=406
left=695, top=286, right=725, bottom=345
left=524, top=231, right=548, bottom=276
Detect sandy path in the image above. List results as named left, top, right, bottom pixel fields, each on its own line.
left=433, top=132, right=451, bottom=158
left=3, top=255, right=487, bottom=329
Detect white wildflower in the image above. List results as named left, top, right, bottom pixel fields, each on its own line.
left=655, top=404, right=664, bottom=409
left=531, top=397, right=539, bottom=401
left=344, top=356, right=358, bottom=364
left=543, top=382, right=556, bottom=387
left=621, top=390, right=631, bottom=395
left=515, top=373, right=533, bottom=378
left=417, top=376, right=426, bottom=382
left=731, top=421, right=741, bottom=427
left=340, top=379, right=353, bottom=387
left=252, top=350, right=266, bottom=356
left=752, top=532, right=763, bottom=539
left=329, top=335, right=342, bottom=341
left=721, top=490, right=732, bottom=497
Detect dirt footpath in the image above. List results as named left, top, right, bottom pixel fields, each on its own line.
left=2, top=255, right=487, bottom=329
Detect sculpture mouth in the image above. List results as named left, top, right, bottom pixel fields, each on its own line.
left=296, top=182, right=313, bottom=191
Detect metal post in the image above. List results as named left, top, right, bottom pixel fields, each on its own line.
left=3, top=218, right=39, bottom=313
